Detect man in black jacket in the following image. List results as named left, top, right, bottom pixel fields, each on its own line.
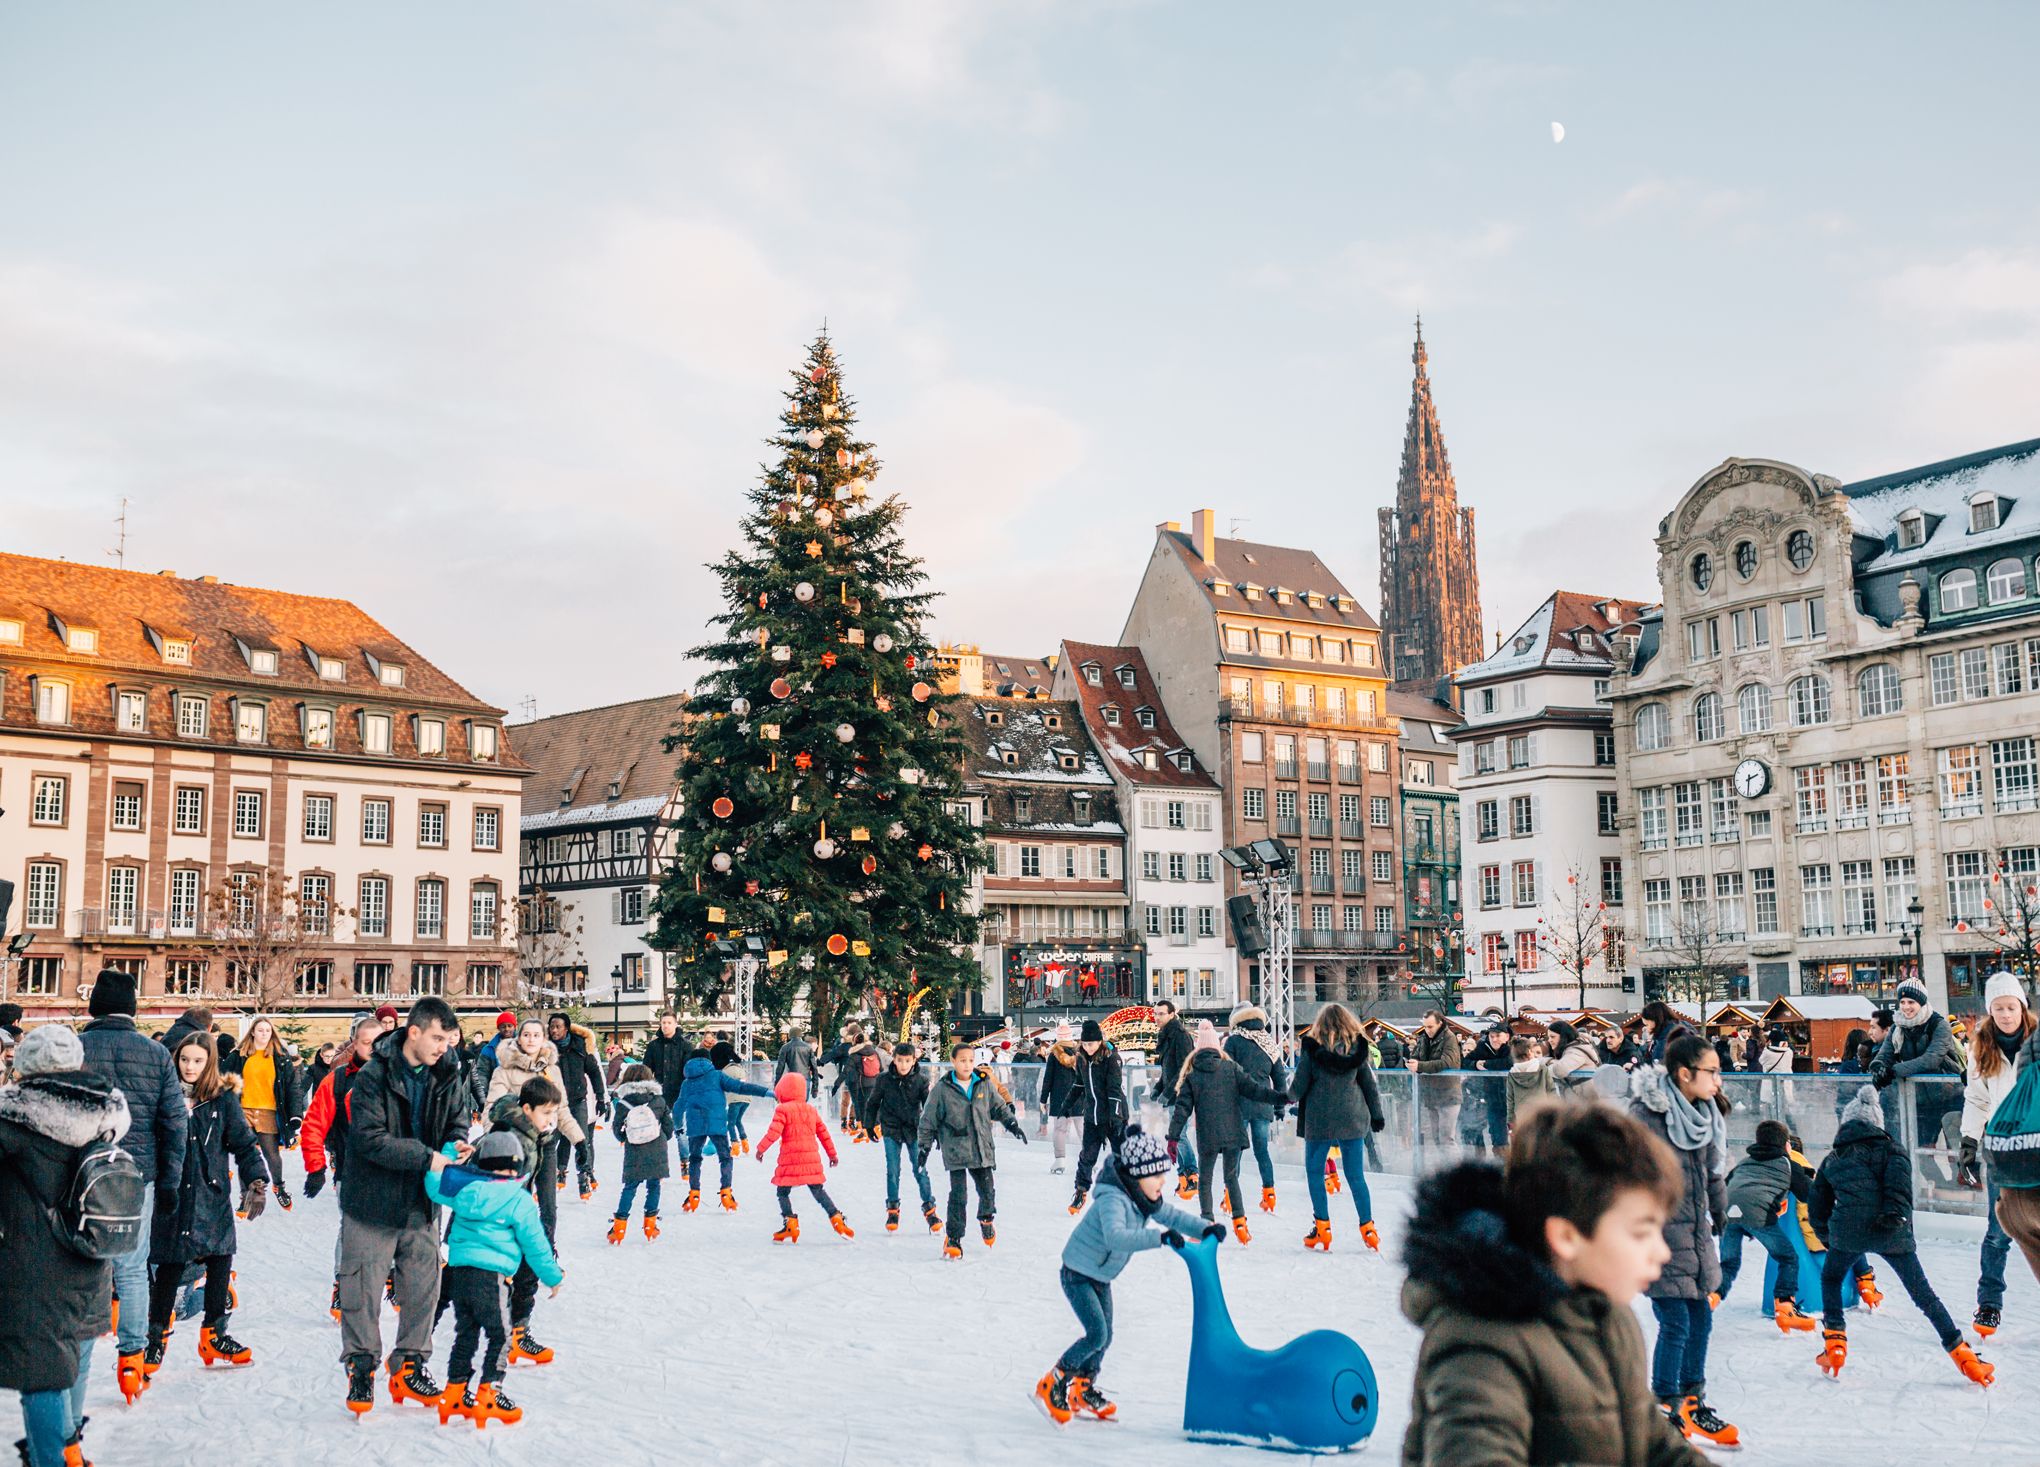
left=77, top=968, right=187, bottom=1398
left=1152, top=1000, right=1198, bottom=1195
left=872, top=1043, right=938, bottom=1231
left=336, top=997, right=470, bottom=1410
left=1070, top=1020, right=1127, bottom=1210
left=548, top=1012, right=606, bottom=1194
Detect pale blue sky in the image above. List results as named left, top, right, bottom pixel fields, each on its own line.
left=4, top=2, right=2036, bottom=714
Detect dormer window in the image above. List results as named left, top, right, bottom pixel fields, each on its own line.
left=1970, top=494, right=2002, bottom=533
left=33, top=677, right=70, bottom=725
left=318, top=656, right=345, bottom=681
left=234, top=700, right=267, bottom=744
left=1002, top=751, right=1019, bottom=767
left=1082, top=663, right=1101, bottom=686
left=380, top=664, right=405, bottom=688
left=469, top=723, right=499, bottom=763
left=1174, top=753, right=1194, bottom=772
left=414, top=717, right=446, bottom=756
left=1141, top=750, right=1159, bottom=770
left=607, top=779, right=622, bottom=800
left=250, top=649, right=277, bottom=674
left=1136, top=706, right=1157, bottom=729
left=162, top=639, right=191, bottom=665
left=1103, top=705, right=1120, bottom=726
left=302, top=706, right=334, bottom=750
left=1058, top=754, right=1079, bottom=771
left=1072, top=794, right=1091, bottom=822
left=0, top=617, right=19, bottom=644
left=50, top=613, right=98, bottom=654
left=985, top=708, right=1005, bottom=727
left=1115, top=666, right=1135, bottom=689
left=1044, top=713, right=1062, bottom=730
left=1242, top=584, right=1261, bottom=601
left=1210, top=580, right=1230, bottom=597
left=1897, top=511, right=1925, bottom=549
left=1013, top=794, right=1032, bottom=822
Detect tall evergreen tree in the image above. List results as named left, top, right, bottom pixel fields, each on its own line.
left=650, top=333, right=982, bottom=1042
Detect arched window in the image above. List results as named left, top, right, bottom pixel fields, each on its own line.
left=1734, top=541, right=1757, bottom=579
left=1737, top=684, right=1772, bottom=734
left=1635, top=703, right=1671, bottom=752
left=1690, top=553, right=1713, bottom=592
left=1693, top=693, right=1724, bottom=742
left=1788, top=675, right=1831, bottom=727
left=1940, top=568, right=1978, bottom=612
left=1857, top=664, right=1903, bottom=717
left=1787, top=530, right=1814, bottom=571
left=1987, top=558, right=2026, bottom=603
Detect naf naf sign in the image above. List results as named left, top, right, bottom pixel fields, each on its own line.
left=1003, top=943, right=1145, bottom=1010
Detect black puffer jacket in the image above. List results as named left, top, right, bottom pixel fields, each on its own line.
left=643, top=1031, right=694, bottom=1104
left=1152, top=1018, right=1194, bottom=1105
left=1168, top=1048, right=1288, bottom=1154
left=338, top=1031, right=470, bottom=1230
left=1811, top=1118, right=1915, bottom=1255
left=1077, top=1044, right=1127, bottom=1132
left=78, top=1014, right=187, bottom=1192
left=153, top=1078, right=270, bottom=1265
left=1039, top=1045, right=1084, bottom=1118
left=549, top=1021, right=607, bottom=1110
left=1290, top=1034, right=1383, bottom=1139
left=1223, top=1020, right=1288, bottom=1123
left=0, top=1072, right=129, bottom=1393
left=871, top=1064, right=930, bottom=1137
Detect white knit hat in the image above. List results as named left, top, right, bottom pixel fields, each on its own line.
left=1841, top=1083, right=1885, bottom=1131
left=15, top=1023, right=84, bottom=1078
left=1984, top=971, right=2030, bottom=1009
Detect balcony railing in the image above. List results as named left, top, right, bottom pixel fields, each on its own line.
left=1294, top=928, right=1406, bottom=952
left=76, top=908, right=201, bottom=940
left=1342, top=876, right=1366, bottom=895
left=1275, top=815, right=1301, bottom=837
left=1338, top=819, right=1363, bottom=840
left=1219, top=700, right=1388, bottom=730
left=1274, top=760, right=1298, bottom=779
left=1308, top=817, right=1332, bottom=838
left=1309, top=873, right=1334, bottom=894
left=1307, top=760, right=1329, bottom=781
left=1336, top=763, right=1360, bottom=783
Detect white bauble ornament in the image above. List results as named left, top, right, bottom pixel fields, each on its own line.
left=814, top=508, right=834, bottom=528
left=887, top=822, right=907, bottom=839
left=872, top=633, right=894, bottom=653
left=813, top=837, right=837, bottom=860
left=835, top=723, right=855, bottom=742
left=805, top=429, right=825, bottom=449
left=711, top=851, right=733, bottom=873
left=794, top=581, right=816, bottom=603
left=730, top=696, right=751, bottom=716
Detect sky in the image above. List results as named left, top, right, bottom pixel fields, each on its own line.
left=4, top=2, right=2038, bottom=719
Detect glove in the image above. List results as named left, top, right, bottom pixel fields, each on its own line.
left=915, top=1148, right=931, bottom=1172
left=1160, top=1229, right=1187, bottom=1250
left=1710, top=1213, right=1725, bottom=1238
left=1166, top=1140, right=1179, bottom=1164
left=282, top=1119, right=301, bottom=1150
left=1370, top=1114, right=1386, bottom=1133
left=1202, top=1223, right=1227, bottom=1242
left=1872, top=1211, right=1905, bottom=1234
left=1870, top=1063, right=1894, bottom=1090
left=1959, top=1137, right=1983, bottom=1188
left=1008, top=1124, right=1029, bottom=1144
left=304, top=1168, right=327, bottom=1199
left=239, top=1181, right=268, bottom=1222
left=156, top=1189, right=179, bottom=1216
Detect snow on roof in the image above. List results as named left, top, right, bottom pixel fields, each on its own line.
left=1846, top=437, right=2040, bottom=573
left=520, top=793, right=668, bottom=832
left=1764, top=995, right=1877, bottom=1020
left=1455, top=590, right=1654, bottom=685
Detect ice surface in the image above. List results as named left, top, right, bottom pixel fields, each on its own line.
left=11, top=1108, right=2032, bottom=1465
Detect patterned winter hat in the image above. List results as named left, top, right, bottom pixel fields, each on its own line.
left=1118, top=1127, right=1171, bottom=1178
left=1841, top=1084, right=1885, bottom=1131
left=1895, top=979, right=1929, bottom=1008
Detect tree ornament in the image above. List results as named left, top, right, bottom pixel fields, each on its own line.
left=911, top=681, right=931, bottom=702
left=760, top=723, right=780, bottom=740
left=805, top=541, right=824, bottom=558
left=899, top=767, right=923, bottom=785
left=822, top=403, right=839, bottom=420
left=794, top=581, right=816, bottom=603
left=772, top=644, right=792, bottom=663
left=917, top=843, right=934, bottom=861
left=799, top=952, right=816, bottom=971
left=730, top=696, right=751, bottom=716
left=888, top=822, right=907, bottom=839
left=861, top=854, right=878, bottom=875
left=758, top=592, right=768, bottom=609
left=770, top=677, right=792, bottom=699
left=876, top=695, right=893, bottom=712
left=735, top=721, right=751, bottom=734
left=793, top=751, right=813, bottom=771
left=845, top=628, right=864, bottom=645
left=712, top=797, right=734, bottom=819
left=744, top=880, right=760, bottom=895
left=711, top=851, right=733, bottom=872
left=805, top=429, right=825, bottom=449
left=826, top=933, right=849, bottom=956
left=927, top=710, right=941, bottom=727
left=872, top=633, right=894, bottom=654
left=756, top=627, right=770, bottom=647
left=835, top=723, right=855, bottom=742
left=814, top=507, right=834, bottom=528
left=820, top=651, right=838, bottom=668
left=836, top=448, right=852, bottom=467
left=814, top=836, right=837, bottom=860
left=809, top=365, right=826, bottom=383
left=905, top=654, right=917, bottom=669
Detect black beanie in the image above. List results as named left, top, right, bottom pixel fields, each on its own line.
left=89, top=968, right=139, bottom=1018
left=1080, top=1019, right=1103, bottom=1043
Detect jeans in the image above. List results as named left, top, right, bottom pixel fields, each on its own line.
left=1717, top=1212, right=1799, bottom=1302
left=110, top=1182, right=155, bottom=1353
left=728, top=1101, right=750, bottom=1142
left=1822, top=1247, right=1960, bottom=1349
left=1980, top=1175, right=2011, bottom=1310
left=945, top=1166, right=995, bottom=1243
left=687, top=1134, right=733, bottom=1191
left=1648, top=1296, right=1712, bottom=1400
left=777, top=1183, right=840, bottom=1218
left=1056, top=1266, right=1114, bottom=1378
left=616, top=1177, right=663, bottom=1218
left=1304, top=1138, right=1373, bottom=1224
left=883, top=1135, right=935, bottom=1209
left=17, top=1336, right=91, bottom=1467
left=1173, top=1123, right=1199, bottom=1179
left=442, top=1264, right=511, bottom=1384
left=1246, top=1115, right=1275, bottom=1191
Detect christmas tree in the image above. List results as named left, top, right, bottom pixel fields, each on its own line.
left=649, top=332, right=983, bottom=1043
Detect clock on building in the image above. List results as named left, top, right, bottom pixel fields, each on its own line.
left=1733, top=758, right=1770, bottom=799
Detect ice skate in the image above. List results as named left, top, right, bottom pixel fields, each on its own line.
left=681, top=1188, right=700, bottom=1213
left=1176, top=1173, right=1197, bottom=1200
left=772, top=1215, right=800, bottom=1244
left=507, top=1326, right=553, bottom=1366
left=1678, top=1395, right=1739, bottom=1449
left=328, top=1281, right=341, bottom=1323
left=1304, top=1219, right=1332, bottom=1251
left=1816, top=1328, right=1848, bottom=1376
left=1069, top=1188, right=1088, bottom=1215
left=1856, top=1271, right=1884, bottom=1310
left=1974, top=1305, right=2001, bottom=1338
left=1033, top=1367, right=1074, bottom=1426
left=472, top=1382, right=523, bottom=1426
left=1950, top=1342, right=1994, bottom=1386
left=142, top=1330, right=167, bottom=1376
left=980, top=1217, right=996, bottom=1247
left=1774, top=1300, right=1817, bottom=1333
left=115, top=1351, right=148, bottom=1404
left=198, top=1321, right=251, bottom=1367
left=438, top=1381, right=474, bottom=1425
left=1259, top=1186, right=1276, bottom=1213
left=886, top=1205, right=900, bottom=1232
left=1072, top=1377, right=1116, bottom=1421
left=389, top=1358, right=443, bottom=1407
left=1231, top=1215, right=1251, bottom=1245
left=830, top=1212, right=855, bottom=1238
left=643, top=1213, right=660, bottom=1240
left=923, top=1201, right=941, bottom=1233
left=345, top=1356, right=375, bottom=1416
left=606, top=1217, right=626, bottom=1245
left=943, top=1241, right=963, bottom=1260
left=1359, top=1220, right=1381, bottom=1252
left=720, top=1187, right=738, bottom=1211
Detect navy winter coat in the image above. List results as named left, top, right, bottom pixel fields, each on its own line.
left=643, top=1031, right=694, bottom=1104
left=79, top=1014, right=187, bottom=1193
left=1811, top=1118, right=1916, bottom=1255
left=677, top=1055, right=772, bottom=1138
left=153, top=1080, right=270, bottom=1265
left=610, top=1079, right=675, bottom=1185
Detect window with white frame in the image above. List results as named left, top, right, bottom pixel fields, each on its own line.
left=1840, top=860, right=1876, bottom=933
left=1994, top=736, right=2039, bottom=812
left=111, top=782, right=144, bottom=832
left=176, top=694, right=209, bottom=738
left=1513, top=860, right=1538, bottom=907
left=165, top=958, right=207, bottom=996
left=235, top=701, right=267, bottom=743
left=303, top=707, right=334, bottom=749
left=1972, top=495, right=2002, bottom=533
left=34, top=679, right=70, bottom=725
left=1857, top=664, right=1902, bottom=717
left=117, top=689, right=147, bottom=732
left=1788, top=675, right=1831, bottom=726
left=1674, top=782, right=1704, bottom=845
left=1693, top=693, right=1723, bottom=742
left=300, top=874, right=331, bottom=935
left=1881, top=857, right=1916, bottom=923
left=358, top=876, right=389, bottom=938
left=1372, top=849, right=1393, bottom=882
left=416, top=719, right=445, bottom=756
left=105, top=867, right=138, bottom=932
left=471, top=724, right=499, bottom=763
left=361, top=712, right=393, bottom=755
left=474, top=808, right=500, bottom=850
left=466, top=963, right=502, bottom=997
left=1989, top=558, right=2027, bottom=602
left=354, top=962, right=391, bottom=997
left=1876, top=754, right=1912, bottom=822
left=1638, top=787, right=1666, bottom=850
left=173, top=786, right=205, bottom=834
left=233, top=790, right=263, bottom=838
left=1634, top=703, right=1670, bottom=750
left=1713, top=872, right=1745, bottom=938
left=1946, top=851, right=1987, bottom=923
left=1793, top=765, right=1829, bottom=832
left=361, top=798, right=391, bottom=843
left=1996, top=641, right=2023, bottom=696
left=470, top=883, right=499, bottom=941
left=1369, top=796, right=1390, bottom=827
left=1939, top=744, right=1984, bottom=817
left=413, top=962, right=447, bottom=996
left=1941, top=568, right=1978, bottom=613
left=303, top=794, right=333, bottom=841
left=169, top=868, right=199, bottom=935
left=419, top=804, right=446, bottom=847
left=416, top=879, right=445, bottom=940
left=1643, top=879, right=1671, bottom=942
left=1800, top=865, right=1834, bottom=935
left=1242, top=787, right=1264, bottom=821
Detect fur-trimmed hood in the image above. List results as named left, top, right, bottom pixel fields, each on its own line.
left=611, top=1078, right=663, bottom=1105
left=1399, top=1160, right=1570, bottom=1328
left=494, top=1036, right=561, bottom=1078
left=0, top=1073, right=131, bottom=1148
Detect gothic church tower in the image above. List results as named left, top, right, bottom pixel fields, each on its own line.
left=1377, top=319, right=1483, bottom=688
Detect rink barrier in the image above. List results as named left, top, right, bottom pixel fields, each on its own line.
left=783, top=1061, right=1985, bottom=1222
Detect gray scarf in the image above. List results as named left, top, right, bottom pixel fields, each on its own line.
left=1630, top=1065, right=1723, bottom=1156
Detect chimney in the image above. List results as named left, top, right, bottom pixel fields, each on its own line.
left=1191, top=508, right=1216, bottom=566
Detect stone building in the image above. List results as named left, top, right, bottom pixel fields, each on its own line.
left=1378, top=320, right=1483, bottom=690
left=1610, top=439, right=2040, bottom=1016
left=1120, top=512, right=1406, bottom=1017
left=1454, top=591, right=1652, bottom=1013
left=0, top=553, right=523, bottom=1030
left=1388, top=686, right=1463, bottom=1002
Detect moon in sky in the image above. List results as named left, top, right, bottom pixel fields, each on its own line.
left=1551, top=121, right=1566, bottom=143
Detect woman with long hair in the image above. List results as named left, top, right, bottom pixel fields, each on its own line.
left=221, top=1016, right=304, bottom=1210
left=1288, top=1003, right=1384, bottom=1253
left=1959, top=972, right=2038, bottom=1337
left=1637, top=1001, right=1694, bottom=1068
left=147, top=1033, right=269, bottom=1374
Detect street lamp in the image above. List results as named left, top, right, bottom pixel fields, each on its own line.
left=1500, top=954, right=1519, bottom=1016
left=1897, top=895, right=1926, bottom=1002
left=608, top=963, right=624, bottom=1044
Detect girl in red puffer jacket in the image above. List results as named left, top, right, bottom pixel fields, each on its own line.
left=756, top=1073, right=850, bottom=1243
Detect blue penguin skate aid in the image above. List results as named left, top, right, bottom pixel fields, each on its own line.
left=1174, top=1234, right=1377, bottom=1452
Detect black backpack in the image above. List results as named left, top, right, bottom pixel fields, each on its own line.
left=54, top=1135, right=147, bottom=1260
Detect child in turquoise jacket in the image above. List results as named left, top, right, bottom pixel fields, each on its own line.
left=424, top=1132, right=564, bottom=1425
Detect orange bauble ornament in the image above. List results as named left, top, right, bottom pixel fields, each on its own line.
left=826, top=933, right=849, bottom=956
left=711, top=797, right=734, bottom=819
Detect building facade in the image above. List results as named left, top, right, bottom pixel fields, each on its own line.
left=1454, top=591, right=1651, bottom=1013
left=1121, top=511, right=1407, bottom=1017
left=0, top=553, right=522, bottom=1029
left=1610, top=440, right=2040, bottom=1013
left=955, top=696, right=1135, bottom=1032
left=512, top=693, right=688, bottom=1036
left=1389, top=687, right=1463, bottom=1001
left=1054, top=641, right=1233, bottom=1015
left=1378, top=321, right=1483, bottom=689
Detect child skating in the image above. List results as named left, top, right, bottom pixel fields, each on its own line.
left=1714, top=1118, right=1817, bottom=1331
left=424, top=1130, right=564, bottom=1426
left=756, top=1072, right=850, bottom=1241
left=677, top=1053, right=773, bottom=1213
left=872, top=1042, right=940, bottom=1233
left=486, top=1076, right=566, bottom=1367
left=915, top=1040, right=1029, bottom=1258
left=607, top=1063, right=673, bottom=1240
left=1166, top=1021, right=1287, bottom=1243
left=1035, top=1128, right=1217, bottom=1425
left=1810, top=1085, right=1993, bottom=1385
